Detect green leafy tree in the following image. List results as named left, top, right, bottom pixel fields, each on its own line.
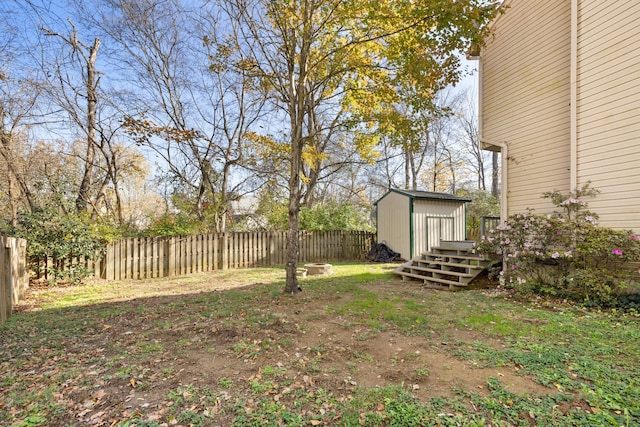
left=227, top=0, right=503, bottom=294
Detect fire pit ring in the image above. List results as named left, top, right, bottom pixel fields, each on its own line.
left=303, top=263, right=333, bottom=276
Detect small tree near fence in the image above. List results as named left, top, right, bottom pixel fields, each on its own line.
left=476, top=184, right=640, bottom=305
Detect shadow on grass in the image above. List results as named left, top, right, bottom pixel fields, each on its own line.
left=2, top=261, right=639, bottom=427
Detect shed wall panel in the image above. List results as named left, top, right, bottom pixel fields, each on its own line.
left=576, top=0, right=640, bottom=232
left=412, top=201, right=467, bottom=253
left=376, top=192, right=410, bottom=259
left=481, top=0, right=572, bottom=216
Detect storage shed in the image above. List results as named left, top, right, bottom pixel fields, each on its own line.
left=374, top=189, right=471, bottom=260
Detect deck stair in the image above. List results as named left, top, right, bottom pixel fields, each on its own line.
left=393, top=242, right=493, bottom=291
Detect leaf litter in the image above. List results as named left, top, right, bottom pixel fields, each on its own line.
left=2, top=269, right=631, bottom=426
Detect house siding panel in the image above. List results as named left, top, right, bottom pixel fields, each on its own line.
left=481, top=0, right=572, bottom=216
left=376, top=192, right=410, bottom=259
left=576, top=0, right=640, bottom=231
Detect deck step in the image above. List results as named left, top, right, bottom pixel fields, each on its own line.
left=419, top=253, right=491, bottom=262
left=393, top=243, right=493, bottom=291
left=403, top=265, right=474, bottom=278
left=410, top=258, right=486, bottom=270
left=393, top=268, right=468, bottom=288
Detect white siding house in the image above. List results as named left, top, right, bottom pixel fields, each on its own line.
left=375, top=189, right=470, bottom=260
left=475, top=0, right=640, bottom=232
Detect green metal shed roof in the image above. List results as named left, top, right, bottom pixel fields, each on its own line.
left=374, top=188, right=472, bottom=205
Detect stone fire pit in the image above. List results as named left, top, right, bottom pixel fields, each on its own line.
left=303, top=263, right=333, bottom=276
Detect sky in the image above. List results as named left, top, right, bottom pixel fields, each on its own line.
left=2, top=0, right=486, bottom=205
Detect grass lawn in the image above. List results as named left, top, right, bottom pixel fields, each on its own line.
left=1, top=262, right=639, bottom=426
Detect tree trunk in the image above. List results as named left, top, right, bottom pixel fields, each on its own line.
left=283, top=0, right=314, bottom=295
left=285, top=139, right=302, bottom=294
left=403, top=144, right=411, bottom=190
left=219, top=159, right=233, bottom=233
left=477, top=155, right=486, bottom=191
left=408, top=146, right=418, bottom=191
left=491, top=150, right=499, bottom=197
left=8, top=173, right=17, bottom=227
left=76, top=37, right=100, bottom=213
left=285, top=204, right=300, bottom=294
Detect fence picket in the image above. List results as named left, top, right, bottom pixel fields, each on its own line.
left=117, top=240, right=124, bottom=281
left=0, top=243, right=8, bottom=324
left=259, top=232, right=265, bottom=267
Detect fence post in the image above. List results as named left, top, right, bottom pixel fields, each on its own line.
left=7, top=239, right=23, bottom=304
left=207, top=233, right=213, bottom=271
left=0, top=239, right=9, bottom=324
left=17, top=239, right=28, bottom=301
left=142, top=238, right=149, bottom=279
left=131, top=237, right=138, bottom=280
left=0, top=237, right=28, bottom=325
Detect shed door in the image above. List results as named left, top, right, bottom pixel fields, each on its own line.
left=425, top=216, right=454, bottom=251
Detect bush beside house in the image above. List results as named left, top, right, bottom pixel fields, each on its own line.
left=477, top=185, right=640, bottom=305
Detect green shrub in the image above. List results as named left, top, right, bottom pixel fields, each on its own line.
left=142, top=212, right=200, bottom=236
left=253, top=198, right=374, bottom=231
left=12, top=207, right=105, bottom=284
left=299, top=201, right=374, bottom=232
left=476, top=184, right=640, bottom=304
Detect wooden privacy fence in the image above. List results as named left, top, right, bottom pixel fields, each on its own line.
left=1, top=236, right=28, bottom=325
left=104, top=230, right=374, bottom=281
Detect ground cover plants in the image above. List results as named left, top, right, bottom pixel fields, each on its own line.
left=1, top=263, right=639, bottom=426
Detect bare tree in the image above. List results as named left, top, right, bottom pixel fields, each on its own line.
left=83, top=0, right=266, bottom=232
left=423, top=111, right=461, bottom=193
left=0, top=76, right=42, bottom=221
left=0, top=11, right=44, bottom=222
left=455, top=89, right=497, bottom=194
left=41, top=21, right=102, bottom=213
